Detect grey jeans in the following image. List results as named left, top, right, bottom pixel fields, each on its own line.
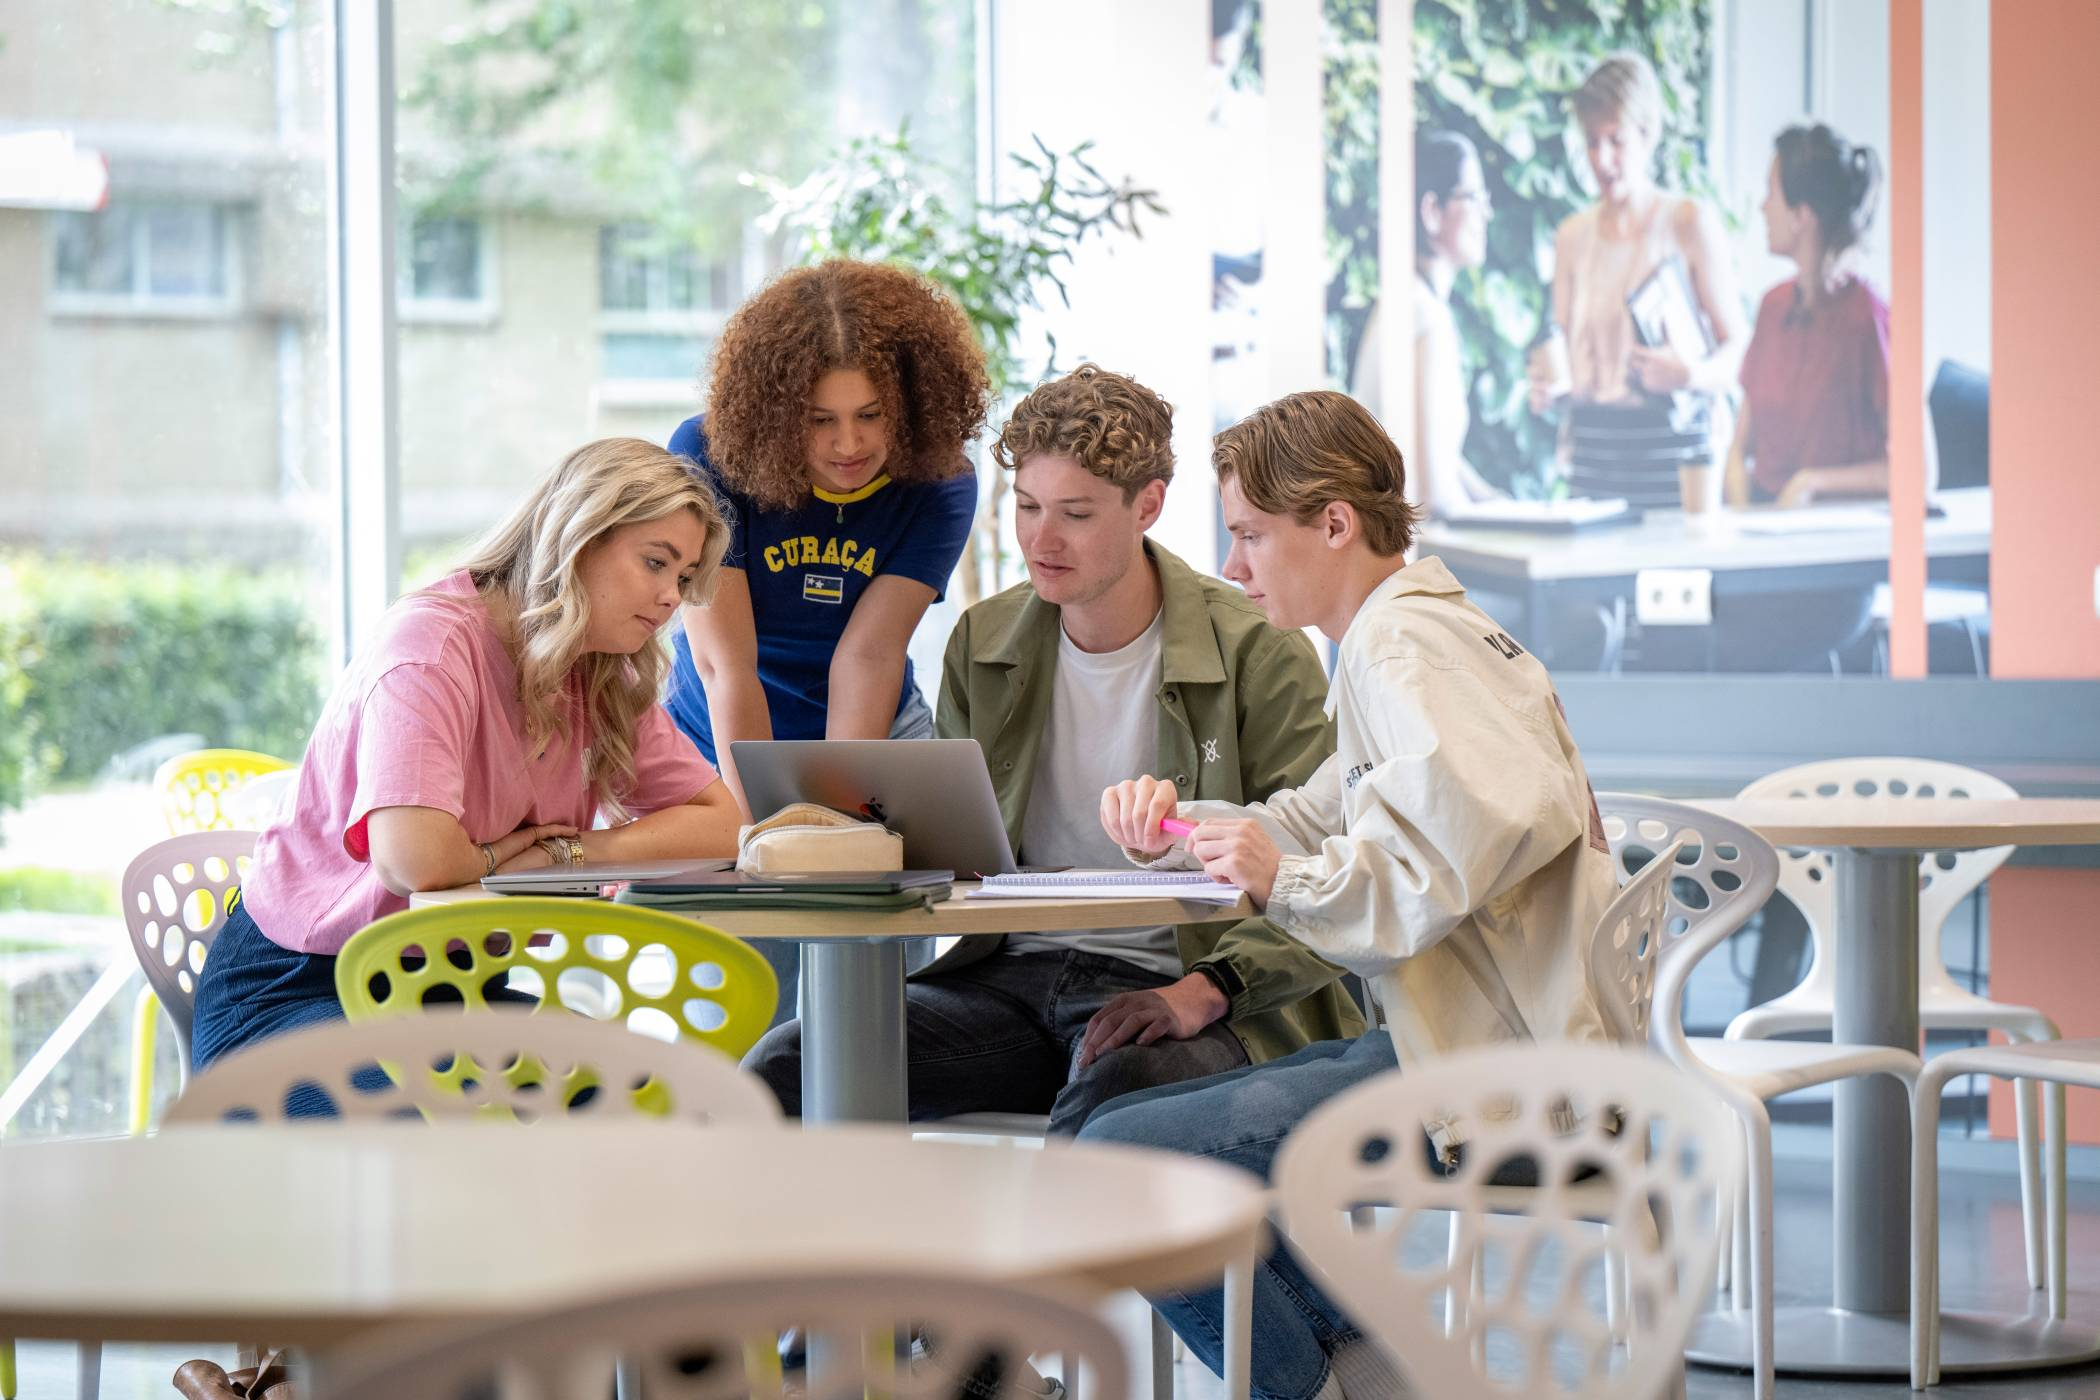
left=743, top=946, right=1249, bottom=1136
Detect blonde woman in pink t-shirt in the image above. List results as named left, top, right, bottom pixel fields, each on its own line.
left=191, top=438, right=744, bottom=1085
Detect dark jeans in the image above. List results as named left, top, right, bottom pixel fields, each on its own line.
left=743, top=947, right=1249, bottom=1136
left=190, top=896, right=529, bottom=1117
left=1077, top=1031, right=1401, bottom=1400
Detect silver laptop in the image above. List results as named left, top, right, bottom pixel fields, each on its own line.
left=482, top=858, right=734, bottom=896
left=730, top=739, right=1019, bottom=877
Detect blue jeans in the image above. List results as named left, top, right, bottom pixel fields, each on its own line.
left=1077, top=1030, right=1400, bottom=1400
left=747, top=683, right=937, bottom=1032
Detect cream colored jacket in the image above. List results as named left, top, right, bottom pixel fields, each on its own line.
left=1147, top=557, right=1613, bottom=1069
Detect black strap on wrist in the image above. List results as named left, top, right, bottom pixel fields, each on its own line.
left=1193, top=960, right=1242, bottom=1007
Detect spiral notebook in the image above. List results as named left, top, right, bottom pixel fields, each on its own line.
left=967, top=870, right=1244, bottom=905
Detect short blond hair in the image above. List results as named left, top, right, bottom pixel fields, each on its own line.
left=1573, top=51, right=1662, bottom=140
left=1211, top=391, right=1420, bottom=557
left=992, top=364, right=1174, bottom=502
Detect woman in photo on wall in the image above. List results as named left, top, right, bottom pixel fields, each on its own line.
left=1529, top=51, right=1748, bottom=515
left=664, top=259, right=991, bottom=1021
left=1349, top=128, right=1508, bottom=518
left=1728, top=123, right=1892, bottom=508
left=1711, top=123, right=1892, bottom=671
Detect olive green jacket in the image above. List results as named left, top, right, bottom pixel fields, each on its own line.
left=926, top=541, right=1364, bottom=1063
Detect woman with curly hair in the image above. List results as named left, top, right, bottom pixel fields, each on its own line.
left=665, top=259, right=991, bottom=812
left=190, top=438, right=744, bottom=1077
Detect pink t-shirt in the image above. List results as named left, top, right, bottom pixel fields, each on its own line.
left=242, top=571, right=717, bottom=955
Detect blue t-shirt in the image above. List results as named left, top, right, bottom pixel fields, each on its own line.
left=664, top=415, right=977, bottom=762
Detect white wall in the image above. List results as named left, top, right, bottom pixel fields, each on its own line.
left=989, top=0, right=1219, bottom=573
left=1922, top=0, right=1991, bottom=375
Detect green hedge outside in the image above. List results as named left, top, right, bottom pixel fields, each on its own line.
left=0, top=556, right=326, bottom=809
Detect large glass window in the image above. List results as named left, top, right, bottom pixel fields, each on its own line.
left=1, top=1, right=336, bottom=1139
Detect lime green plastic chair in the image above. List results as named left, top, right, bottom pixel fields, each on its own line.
left=335, top=897, right=779, bottom=1064
left=153, top=748, right=294, bottom=835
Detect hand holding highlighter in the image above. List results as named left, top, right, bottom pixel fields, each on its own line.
left=1158, top=816, right=1196, bottom=839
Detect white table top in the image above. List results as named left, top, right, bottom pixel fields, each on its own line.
left=1691, top=796, right=2100, bottom=851
left=0, top=1122, right=1267, bottom=1346
left=410, top=881, right=1255, bottom=939
left=1417, top=486, right=1990, bottom=582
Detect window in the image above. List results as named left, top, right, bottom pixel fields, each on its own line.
left=596, top=222, right=735, bottom=386
left=5, top=0, right=336, bottom=1141
left=51, top=200, right=236, bottom=312
left=399, top=213, right=494, bottom=319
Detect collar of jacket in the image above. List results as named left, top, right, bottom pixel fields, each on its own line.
left=971, top=540, right=1229, bottom=686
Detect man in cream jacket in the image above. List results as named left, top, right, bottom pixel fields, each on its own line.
left=1081, top=389, right=1614, bottom=1400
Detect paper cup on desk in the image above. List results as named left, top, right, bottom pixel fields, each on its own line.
left=1678, top=461, right=1723, bottom=532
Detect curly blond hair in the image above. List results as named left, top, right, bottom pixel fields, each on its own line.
left=445, top=438, right=730, bottom=820
left=992, top=364, right=1174, bottom=501
left=701, top=260, right=992, bottom=512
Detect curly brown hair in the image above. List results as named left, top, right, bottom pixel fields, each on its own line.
left=701, top=260, right=992, bottom=512
left=991, top=364, right=1174, bottom=502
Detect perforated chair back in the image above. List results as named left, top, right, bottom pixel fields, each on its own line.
left=1738, top=759, right=2013, bottom=1003
left=1584, top=836, right=1684, bottom=1047
left=316, top=1270, right=1128, bottom=1400
left=122, top=830, right=258, bottom=1076
left=335, top=898, right=778, bottom=1064
left=165, top=1008, right=782, bottom=1126
left=1592, top=796, right=1782, bottom=1058
left=1274, top=1042, right=1740, bottom=1400
left=153, top=748, right=293, bottom=834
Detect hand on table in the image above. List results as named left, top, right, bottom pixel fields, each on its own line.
left=1076, top=975, right=1230, bottom=1069
left=1775, top=470, right=1824, bottom=509
left=490, top=821, right=581, bottom=873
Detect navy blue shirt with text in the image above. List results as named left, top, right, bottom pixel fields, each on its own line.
left=663, top=415, right=977, bottom=762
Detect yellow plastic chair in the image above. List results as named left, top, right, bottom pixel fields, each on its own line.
left=335, top=898, right=779, bottom=1070
left=152, top=748, right=294, bottom=835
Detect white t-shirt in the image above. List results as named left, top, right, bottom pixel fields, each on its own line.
left=1005, top=611, right=1184, bottom=977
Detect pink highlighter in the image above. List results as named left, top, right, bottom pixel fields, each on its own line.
left=1158, top=816, right=1196, bottom=839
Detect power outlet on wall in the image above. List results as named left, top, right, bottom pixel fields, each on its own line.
left=1635, top=568, right=1715, bottom=627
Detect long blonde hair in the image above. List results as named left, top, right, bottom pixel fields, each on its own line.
left=446, top=438, right=730, bottom=818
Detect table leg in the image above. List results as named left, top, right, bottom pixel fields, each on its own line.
left=1832, top=847, right=1920, bottom=1315
left=1690, top=846, right=2100, bottom=1377
left=1223, top=1248, right=1253, bottom=1400
left=799, top=940, right=907, bottom=1124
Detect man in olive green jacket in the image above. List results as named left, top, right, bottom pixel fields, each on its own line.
left=745, top=366, right=1361, bottom=1134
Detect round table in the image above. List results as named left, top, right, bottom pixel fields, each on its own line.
left=1687, top=796, right=2100, bottom=1378
left=0, top=1121, right=1267, bottom=1355
left=414, top=883, right=1252, bottom=1127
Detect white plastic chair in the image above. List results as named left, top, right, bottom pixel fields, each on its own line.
left=123, top=830, right=258, bottom=1099
left=315, top=1270, right=1128, bottom=1400
left=167, top=1007, right=782, bottom=1126
left=1274, top=1041, right=1741, bottom=1400
left=1911, top=1039, right=2084, bottom=1388
left=1726, top=758, right=2059, bottom=1293
left=1591, top=794, right=1922, bottom=1400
